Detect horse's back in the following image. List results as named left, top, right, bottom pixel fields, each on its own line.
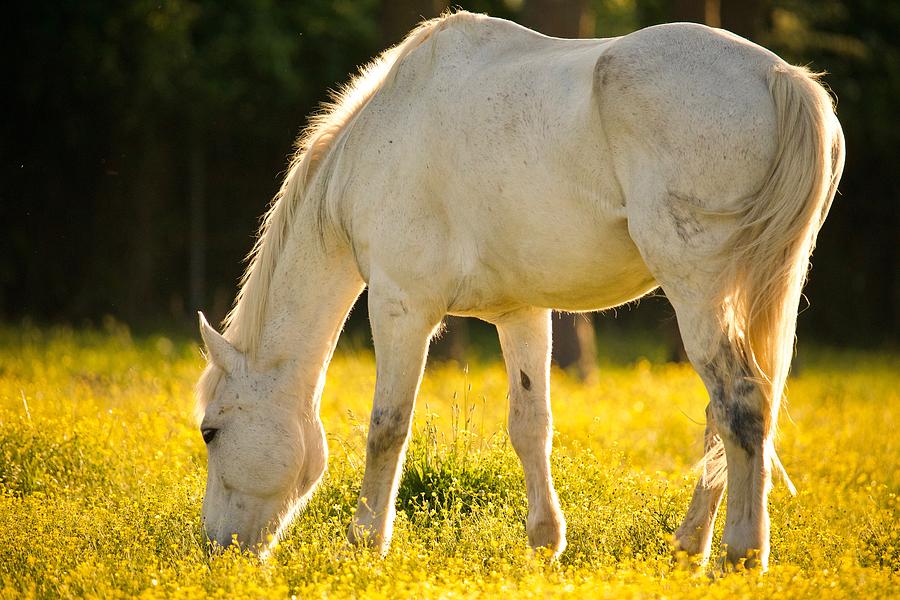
left=338, top=16, right=787, bottom=315
left=341, top=16, right=654, bottom=313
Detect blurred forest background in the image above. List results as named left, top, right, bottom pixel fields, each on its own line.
left=3, top=0, right=897, bottom=369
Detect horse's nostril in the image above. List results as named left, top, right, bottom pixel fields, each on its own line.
left=203, top=522, right=235, bottom=553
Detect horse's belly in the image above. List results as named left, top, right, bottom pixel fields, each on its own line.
left=449, top=218, right=658, bottom=316
left=524, top=260, right=658, bottom=311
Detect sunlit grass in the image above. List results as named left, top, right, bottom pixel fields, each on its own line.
left=0, top=325, right=897, bottom=597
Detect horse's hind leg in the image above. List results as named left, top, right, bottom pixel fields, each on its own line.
left=674, top=404, right=726, bottom=563
left=624, top=190, right=774, bottom=569
left=660, top=295, right=774, bottom=569
left=663, top=298, right=772, bottom=569
left=495, top=308, right=566, bottom=556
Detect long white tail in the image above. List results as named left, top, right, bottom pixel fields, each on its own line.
left=717, top=64, right=845, bottom=440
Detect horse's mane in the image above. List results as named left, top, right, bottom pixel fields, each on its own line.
left=218, top=10, right=481, bottom=360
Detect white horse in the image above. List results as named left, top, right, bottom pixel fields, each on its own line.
left=195, top=11, right=844, bottom=569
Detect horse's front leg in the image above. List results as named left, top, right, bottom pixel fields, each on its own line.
left=495, top=308, right=566, bottom=557
left=348, top=285, right=439, bottom=553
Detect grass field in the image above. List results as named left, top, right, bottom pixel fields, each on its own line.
left=0, top=325, right=897, bottom=598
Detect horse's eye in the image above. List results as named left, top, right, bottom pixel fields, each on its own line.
left=201, top=428, right=219, bottom=444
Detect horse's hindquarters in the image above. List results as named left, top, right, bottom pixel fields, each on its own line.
left=596, top=23, right=779, bottom=212
left=597, top=23, right=842, bottom=570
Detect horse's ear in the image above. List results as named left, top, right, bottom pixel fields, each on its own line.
left=198, top=311, right=242, bottom=374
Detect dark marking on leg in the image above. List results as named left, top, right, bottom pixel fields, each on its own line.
left=386, top=300, right=410, bottom=318
left=520, top=369, right=531, bottom=391
left=727, top=404, right=764, bottom=456
left=371, top=407, right=403, bottom=428
left=707, top=368, right=726, bottom=412
left=367, top=407, right=407, bottom=455
left=735, top=375, right=756, bottom=397
left=705, top=352, right=764, bottom=456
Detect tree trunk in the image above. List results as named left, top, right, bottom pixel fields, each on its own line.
left=671, top=0, right=766, bottom=39
left=522, top=0, right=592, bottom=37
left=127, top=129, right=171, bottom=322
left=430, top=316, right=470, bottom=363
left=553, top=313, right=599, bottom=382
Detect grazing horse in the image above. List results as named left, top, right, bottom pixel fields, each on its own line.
left=195, top=11, right=844, bottom=569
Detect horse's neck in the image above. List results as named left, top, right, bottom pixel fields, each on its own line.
left=255, top=209, right=364, bottom=412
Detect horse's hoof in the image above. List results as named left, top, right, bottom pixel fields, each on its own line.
left=347, top=520, right=390, bottom=554
left=721, top=544, right=768, bottom=572
left=527, top=516, right=567, bottom=558
left=673, top=526, right=704, bottom=556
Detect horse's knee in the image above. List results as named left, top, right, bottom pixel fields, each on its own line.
left=366, top=406, right=410, bottom=456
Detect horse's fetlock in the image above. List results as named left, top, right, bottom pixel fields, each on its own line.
left=348, top=500, right=396, bottom=553
left=347, top=518, right=387, bottom=552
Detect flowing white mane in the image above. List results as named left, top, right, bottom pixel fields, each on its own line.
left=219, top=11, right=481, bottom=358
left=197, top=12, right=483, bottom=418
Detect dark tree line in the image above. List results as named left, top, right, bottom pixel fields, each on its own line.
left=2, top=1, right=896, bottom=351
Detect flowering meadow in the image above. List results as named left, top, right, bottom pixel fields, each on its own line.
left=0, top=325, right=896, bottom=598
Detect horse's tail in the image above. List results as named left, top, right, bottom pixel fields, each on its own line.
left=717, top=64, right=844, bottom=444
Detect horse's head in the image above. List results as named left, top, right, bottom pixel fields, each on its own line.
left=196, top=312, right=327, bottom=554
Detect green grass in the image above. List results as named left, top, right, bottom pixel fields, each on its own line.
left=0, top=325, right=897, bottom=597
